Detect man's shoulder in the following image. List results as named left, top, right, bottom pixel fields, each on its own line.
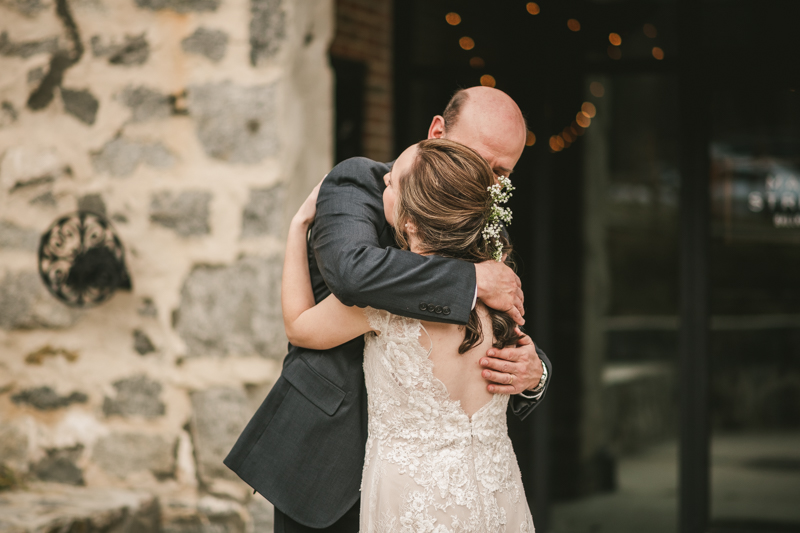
left=326, top=157, right=392, bottom=187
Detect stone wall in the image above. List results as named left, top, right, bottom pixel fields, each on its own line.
left=0, top=0, right=333, bottom=530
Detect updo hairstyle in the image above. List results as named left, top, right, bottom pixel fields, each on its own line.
left=393, top=138, right=520, bottom=353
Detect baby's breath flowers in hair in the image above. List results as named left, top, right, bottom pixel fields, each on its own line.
left=482, top=175, right=514, bottom=261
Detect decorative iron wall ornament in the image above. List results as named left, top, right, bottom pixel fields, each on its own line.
left=38, top=211, right=132, bottom=308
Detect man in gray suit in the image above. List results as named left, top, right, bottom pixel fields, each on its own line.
left=225, top=87, right=551, bottom=532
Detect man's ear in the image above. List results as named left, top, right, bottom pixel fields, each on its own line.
left=428, top=115, right=446, bottom=139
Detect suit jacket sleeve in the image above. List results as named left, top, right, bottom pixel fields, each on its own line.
left=312, top=157, right=476, bottom=325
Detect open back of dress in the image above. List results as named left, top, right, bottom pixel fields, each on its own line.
left=360, top=308, right=535, bottom=532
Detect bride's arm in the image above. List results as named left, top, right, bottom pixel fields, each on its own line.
left=282, top=182, right=374, bottom=350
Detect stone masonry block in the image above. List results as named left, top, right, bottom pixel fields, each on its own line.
left=102, top=375, right=165, bottom=419
left=90, top=34, right=149, bottom=66
left=0, top=270, right=82, bottom=330
left=61, top=88, right=99, bottom=125
left=92, top=136, right=175, bottom=177
left=0, top=101, right=17, bottom=128
left=189, top=387, right=249, bottom=483
left=0, top=31, right=58, bottom=58
left=92, top=432, right=175, bottom=479
left=27, top=66, right=45, bottom=83
left=135, top=0, right=219, bottom=12
left=181, top=27, right=228, bottom=62
left=12, top=386, right=88, bottom=410
left=0, top=485, right=160, bottom=532
left=250, top=0, right=285, bottom=66
left=175, top=255, right=283, bottom=358
left=133, top=329, right=155, bottom=355
left=0, top=0, right=52, bottom=17
left=120, top=85, right=171, bottom=123
left=188, top=81, right=278, bottom=164
left=30, top=445, right=85, bottom=485
left=149, top=190, right=211, bottom=237
left=241, top=184, right=285, bottom=238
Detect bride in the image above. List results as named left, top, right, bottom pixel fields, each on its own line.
left=282, top=138, right=535, bottom=532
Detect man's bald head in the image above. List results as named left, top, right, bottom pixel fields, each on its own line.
left=428, top=87, right=527, bottom=178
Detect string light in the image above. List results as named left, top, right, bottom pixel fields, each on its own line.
left=459, top=36, right=475, bottom=50
left=446, top=12, right=461, bottom=25
left=549, top=102, right=595, bottom=153
left=437, top=6, right=662, bottom=155
left=470, top=57, right=485, bottom=68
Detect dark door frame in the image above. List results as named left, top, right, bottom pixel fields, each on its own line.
left=677, top=0, right=711, bottom=530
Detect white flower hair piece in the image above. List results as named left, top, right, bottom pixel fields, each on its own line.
left=482, top=175, right=514, bottom=262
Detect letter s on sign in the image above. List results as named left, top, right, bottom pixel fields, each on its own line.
left=748, top=192, right=764, bottom=212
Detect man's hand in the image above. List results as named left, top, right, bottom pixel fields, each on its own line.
left=480, top=331, right=542, bottom=394
left=475, top=260, right=524, bottom=325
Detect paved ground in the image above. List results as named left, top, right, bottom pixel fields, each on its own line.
left=550, top=432, right=800, bottom=533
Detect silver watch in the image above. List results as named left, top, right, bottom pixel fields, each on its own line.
left=529, top=360, right=547, bottom=394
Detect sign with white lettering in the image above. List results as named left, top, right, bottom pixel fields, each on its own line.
left=711, top=142, right=800, bottom=242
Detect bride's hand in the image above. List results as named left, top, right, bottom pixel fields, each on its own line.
left=292, top=178, right=325, bottom=227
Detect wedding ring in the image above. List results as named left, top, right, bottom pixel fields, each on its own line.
left=508, top=374, right=514, bottom=385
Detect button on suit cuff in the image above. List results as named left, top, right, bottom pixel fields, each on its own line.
left=420, top=302, right=451, bottom=315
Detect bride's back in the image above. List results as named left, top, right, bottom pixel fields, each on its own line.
left=420, top=303, right=497, bottom=418
left=391, top=139, right=518, bottom=417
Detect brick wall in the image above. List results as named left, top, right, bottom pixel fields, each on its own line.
left=330, top=0, right=394, bottom=162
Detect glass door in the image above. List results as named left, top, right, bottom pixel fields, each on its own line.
left=551, top=71, right=682, bottom=533
left=708, top=86, right=800, bottom=530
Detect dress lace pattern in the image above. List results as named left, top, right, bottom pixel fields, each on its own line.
left=360, top=308, right=535, bottom=532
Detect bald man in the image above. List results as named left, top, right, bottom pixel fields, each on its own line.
left=225, top=87, right=551, bottom=533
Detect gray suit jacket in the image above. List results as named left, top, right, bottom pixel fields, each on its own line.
left=224, top=157, right=551, bottom=528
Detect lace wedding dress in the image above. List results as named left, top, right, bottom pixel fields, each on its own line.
left=360, top=308, right=535, bottom=533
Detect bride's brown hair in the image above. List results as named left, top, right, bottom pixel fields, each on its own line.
left=394, top=138, right=521, bottom=353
